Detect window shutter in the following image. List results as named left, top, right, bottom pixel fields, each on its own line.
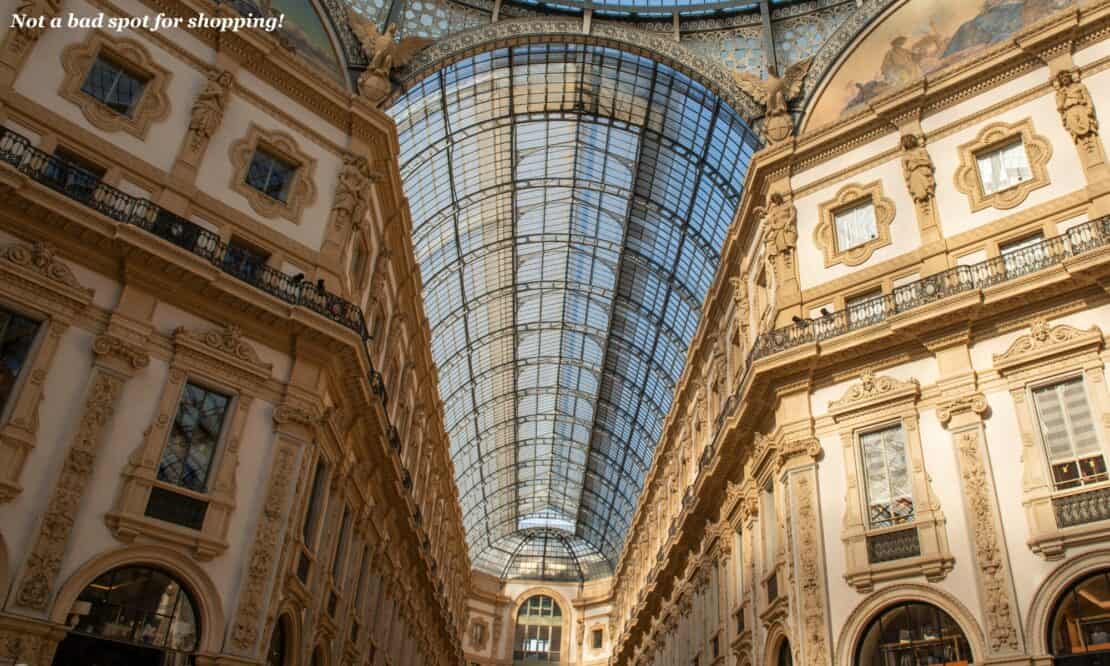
left=1033, top=383, right=1073, bottom=462
left=834, top=202, right=878, bottom=252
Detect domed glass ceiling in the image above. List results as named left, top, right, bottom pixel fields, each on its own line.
left=388, top=43, right=759, bottom=581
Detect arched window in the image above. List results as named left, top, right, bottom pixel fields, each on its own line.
left=514, top=595, right=563, bottom=663
left=777, top=640, right=793, bottom=666
left=855, top=602, right=973, bottom=665
left=267, top=617, right=289, bottom=666
left=52, top=566, right=199, bottom=666
left=1050, top=569, right=1110, bottom=662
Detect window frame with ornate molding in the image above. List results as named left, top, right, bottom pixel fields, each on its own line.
left=828, top=371, right=954, bottom=592
left=0, top=242, right=94, bottom=503
left=814, top=181, right=895, bottom=268
left=229, top=124, right=318, bottom=225
left=105, top=325, right=273, bottom=559
left=59, top=31, right=171, bottom=139
left=954, top=118, right=1052, bottom=212
left=992, top=320, right=1110, bottom=560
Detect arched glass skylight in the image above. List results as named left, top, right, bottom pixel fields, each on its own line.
left=389, top=43, right=759, bottom=581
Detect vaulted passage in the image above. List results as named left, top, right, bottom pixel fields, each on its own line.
left=389, top=43, right=759, bottom=580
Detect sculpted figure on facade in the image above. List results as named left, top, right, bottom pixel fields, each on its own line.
left=347, top=11, right=433, bottom=104
left=757, top=191, right=797, bottom=266
left=1055, top=67, right=1098, bottom=147
left=187, top=68, right=233, bottom=152
left=900, top=133, right=936, bottom=205
left=333, top=152, right=377, bottom=231
left=731, top=58, right=813, bottom=143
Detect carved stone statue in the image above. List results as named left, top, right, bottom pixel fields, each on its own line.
left=756, top=191, right=797, bottom=263
left=731, top=58, right=813, bottom=144
left=187, top=68, right=233, bottom=152
left=900, top=133, right=936, bottom=205
left=347, top=11, right=433, bottom=104
left=332, top=152, right=376, bottom=230
left=1055, top=67, right=1098, bottom=145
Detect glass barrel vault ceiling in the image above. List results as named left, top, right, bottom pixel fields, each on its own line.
left=388, top=44, right=760, bottom=581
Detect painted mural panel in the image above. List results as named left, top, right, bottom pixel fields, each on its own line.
left=272, top=0, right=343, bottom=79
left=807, top=0, right=1074, bottom=129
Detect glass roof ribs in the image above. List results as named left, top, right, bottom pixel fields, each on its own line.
left=389, top=42, right=759, bottom=581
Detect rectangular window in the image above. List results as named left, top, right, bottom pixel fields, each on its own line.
left=223, top=237, right=270, bottom=283
left=592, top=628, right=603, bottom=649
left=157, top=382, right=231, bottom=492
left=0, top=307, right=40, bottom=419
left=354, top=544, right=369, bottom=609
left=860, top=424, right=914, bottom=529
left=81, top=54, right=147, bottom=117
left=1033, top=378, right=1105, bottom=490
left=1001, top=233, right=1046, bottom=274
left=833, top=201, right=878, bottom=252
left=302, top=459, right=329, bottom=549
left=846, top=289, right=885, bottom=329
left=332, top=505, right=351, bottom=578
left=976, top=139, right=1032, bottom=195
left=245, top=148, right=296, bottom=202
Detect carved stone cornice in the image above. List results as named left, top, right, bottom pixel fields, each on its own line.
left=171, top=324, right=273, bottom=392
left=0, top=241, right=94, bottom=320
left=828, top=370, right=920, bottom=419
left=993, top=320, right=1103, bottom=372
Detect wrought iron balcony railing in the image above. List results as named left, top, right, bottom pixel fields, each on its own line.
left=866, top=527, right=921, bottom=564
left=0, top=128, right=369, bottom=336
left=751, top=217, right=1110, bottom=361
left=1054, top=485, right=1110, bottom=528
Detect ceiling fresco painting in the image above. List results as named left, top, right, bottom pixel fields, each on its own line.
left=807, top=0, right=1076, bottom=128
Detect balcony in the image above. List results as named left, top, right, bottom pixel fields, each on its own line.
left=1054, top=485, right=1110, bottom=528
left=750, top=217, right=1110, bottom=361
left=0, top=129, right=368, bottom=336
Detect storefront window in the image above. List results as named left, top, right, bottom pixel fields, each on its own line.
left=1050, top=570, right=1110, bottom=663
left=856, top=602, right=972, bottom=665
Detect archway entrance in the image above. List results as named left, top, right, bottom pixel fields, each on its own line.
left=855, top=601, right=973, bottom=665
left=514, top=595, right=563, bottom=663
left=52, top=566, right=199, bottom=666
left=777, top=640, right=793, bottom=666
left=1050, top=569, right=1110, bottom=665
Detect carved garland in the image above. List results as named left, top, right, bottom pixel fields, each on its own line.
left=793, top=474, right=829, bottom=666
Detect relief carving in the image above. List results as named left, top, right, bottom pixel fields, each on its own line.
left=1054, top=68, right=1098, bottom=149
left=15, top=370, right=125, bottom=610
left=992, top=319, right=1103, bottom=370
left=937, top=393, right=988, bottom=425
left=828, top=370, right=919, bottom=416
left=795, top=475, right=829, bottom=666
left=2, top=241, right=90, bottom=293
left=230, top=444, right=297, bottom=650
left=186, top=68, right=233, bottom=155
left=901, top=134, right=936, bottom=207
left=4, top=0, right=62, bottom=64
left=332, top=152, right=378, bottom=232
left=757, top=191, right=798, bottom=267
left=955, top=429, right=1020, bottom=654
left=346, top=11, right=433, bottom=105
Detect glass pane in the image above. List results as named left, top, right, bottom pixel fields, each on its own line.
left=80, top=57, right=146, bottom=116
left=977, top=140, right=1031, bottom=195
left=860, top=425, right=913, bottom=529
left=0, top=308, right=40, bottom=416
left=834, top=201, right=878, bottom=252
left=158, top=382, right=231, bottom=491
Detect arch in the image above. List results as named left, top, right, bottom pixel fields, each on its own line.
left=311, top=642, right=329, bottom=666
left=762, top=622, right=792, bottom=666
left=835, top=583, right=987, bottom=666
left=392, top=18, right=761, bottom=123
left=1026, top=548, right=1110, bottom=657
left=266, top=607, right=302, bottom=666
left=50, top=544, right=226, bottom=653
left=511, top=588, right=573, bottom=663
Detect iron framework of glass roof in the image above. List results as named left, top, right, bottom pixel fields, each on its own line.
left=389, top=43, right=759, bottom=581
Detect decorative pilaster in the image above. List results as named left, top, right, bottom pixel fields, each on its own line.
left=228, top=408, right=307, bottom=652
left=13, top=334, right=149, bottom=611
left=790, top=472, right=831, bottom=666
left=0, top=0, right=61, bottom=86
left=939, top=393, right=1025, bottom=658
